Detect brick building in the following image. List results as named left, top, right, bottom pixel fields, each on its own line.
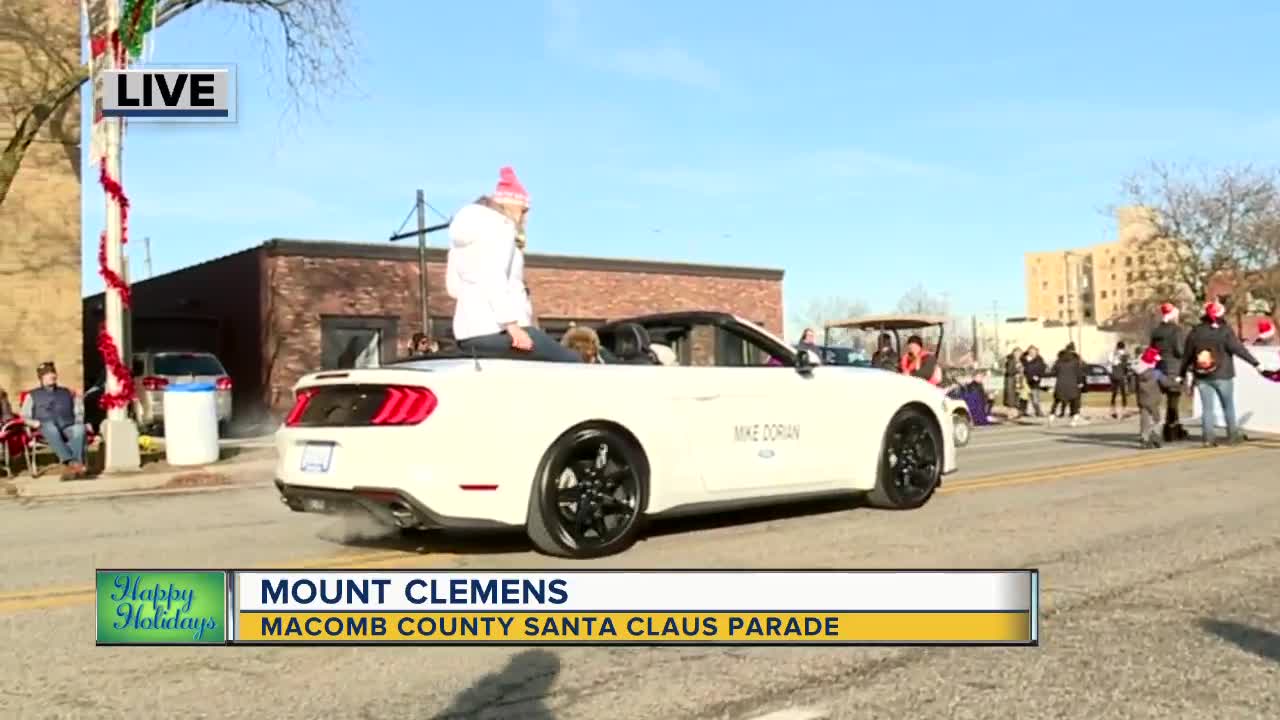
left=83, top=239, right=785, bottom=420
left=0, top=0, right=83, bottom=398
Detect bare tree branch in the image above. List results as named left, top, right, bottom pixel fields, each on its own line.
left=1114, top=161, right=1280, bottom=327
left=896, top=284, right=951, bottom=316
left=1, top=0, right=355, bottom=207
left=790, top=295, right=868, bottom=346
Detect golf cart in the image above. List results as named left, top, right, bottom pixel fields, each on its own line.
left=823, top=313, right=975, bottom=447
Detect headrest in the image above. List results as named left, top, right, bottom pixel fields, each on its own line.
left=649, top=343, right=678, bottom=366
left=611, top=323, right=651, bottom=358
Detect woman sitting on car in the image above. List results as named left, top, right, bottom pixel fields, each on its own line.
left=899, top=335, right=942, bottom=385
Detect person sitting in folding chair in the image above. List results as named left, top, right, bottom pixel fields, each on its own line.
left=19, top=362, right=88, bottom=480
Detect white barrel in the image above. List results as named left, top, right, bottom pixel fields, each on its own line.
left=162, top=382, right=220, bottom=466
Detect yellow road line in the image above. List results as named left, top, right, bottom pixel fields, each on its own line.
left=0, top=548, right=417, bottom=612
left=942, top=443, right=1258, bottom=494
left=0, top=440, right=1272, bottom=614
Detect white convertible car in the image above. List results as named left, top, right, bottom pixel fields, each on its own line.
left=274, top=311, right=958, bottom=559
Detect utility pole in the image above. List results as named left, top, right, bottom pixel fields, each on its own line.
left=143, top=236, right=153, bottom=279
left=416, top=189, right=431, bottom=337
left=971, top=314, right=978, bottom=365
left=991, top=301, right=1000, bottom=357
left=101, top=23, right=140, bottom=472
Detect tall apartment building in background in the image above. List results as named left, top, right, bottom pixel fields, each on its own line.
left=0, top=0, right=84, bottom=396
left=1024, top=207, right=1161, bottom=326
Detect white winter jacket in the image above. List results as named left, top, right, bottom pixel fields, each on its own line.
left=445, top=203, right=530, bottom=340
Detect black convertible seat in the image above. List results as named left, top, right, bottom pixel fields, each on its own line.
left=610, top=323, right=659, bottom=364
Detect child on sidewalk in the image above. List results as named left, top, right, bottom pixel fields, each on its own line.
left=1135, top=346, right=1181, bottom=449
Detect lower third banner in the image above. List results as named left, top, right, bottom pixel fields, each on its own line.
left=230, top=569, right=1039, bottom=646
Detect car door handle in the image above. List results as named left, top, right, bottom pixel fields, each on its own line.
left=694, top=394, right=720, bottom=401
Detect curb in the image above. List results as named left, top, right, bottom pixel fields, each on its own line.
left=5, top=477, right=275, bottom=504
left=1, top=457, right=277, bottom=502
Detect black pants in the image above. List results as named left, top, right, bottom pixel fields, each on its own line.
left=1054, top=397, right=1080, bottom=416
left=1110, top=379, right=1129, bottom=408
left=1162, top=389, right=1182, bottom=429
left=457, top=327, right=584, bottom=363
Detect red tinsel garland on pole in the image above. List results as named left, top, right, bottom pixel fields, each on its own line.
left=93, top=23, right=136, bottom=412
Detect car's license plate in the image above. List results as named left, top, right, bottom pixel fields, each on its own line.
left=303, top=497, right=328, bottom=512
left=300, top=442, right=334, bottom=473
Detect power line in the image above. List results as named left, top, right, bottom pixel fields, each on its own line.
left=391, top=204, right=417, bottom=237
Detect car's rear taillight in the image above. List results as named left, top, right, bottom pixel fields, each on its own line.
left=215, top=377, right=233, bottom=390
left=141, top=376, right=168, bottom=391
left=284, top=388, right=317, bottom=427
left=369, top=387, right=438, bottom=425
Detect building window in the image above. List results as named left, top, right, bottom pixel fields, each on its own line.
left=320, top=316, right=398, bottom=370
left=1084, top=309, right=1093, bottom=320
left=1041, top=281, right=1048, bottom=289
left=1057, top=295, right=1064, bottom=304
left=1100, top=290, right=1108, bottom=299
left=1127, top=288, right=1134, bottom=297
left=1110, top=273, right=1116, bottom=281
left=427, top=316, right=454, bottom=342
left=1125, top=257, right=1133, bottom=266
left=1058, top=310, right=1064, bottom=319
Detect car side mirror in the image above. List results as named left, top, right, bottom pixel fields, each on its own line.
left=796, top=349, right=817, bottom=374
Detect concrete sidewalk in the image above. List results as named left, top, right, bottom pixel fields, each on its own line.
left=1, top=454, right=276, bottom=501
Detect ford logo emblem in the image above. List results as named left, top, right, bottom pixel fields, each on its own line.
left=758, top=449, right=775, bottom=459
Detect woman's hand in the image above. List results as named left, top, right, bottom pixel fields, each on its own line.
left=506, top=325, right=534, bottom=351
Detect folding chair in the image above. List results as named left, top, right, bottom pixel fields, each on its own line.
left=15, top=390, right=99, bottom=478
left=0, top=419, right=31, bottom=478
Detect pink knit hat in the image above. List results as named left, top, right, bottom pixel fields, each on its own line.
left=1205, top=300, right=1225, bottom=321
left=493, top=166, right=530, bottom=208
left=1159, top=302, right=1179, bottom=322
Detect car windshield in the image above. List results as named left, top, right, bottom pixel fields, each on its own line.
left=153, top=353, right=225, bottom=376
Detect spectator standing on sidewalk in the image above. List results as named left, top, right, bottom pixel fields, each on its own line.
left=1150, top=302, right=1188, bottom=442
left=1177, top=300, right=1265, bottom=447
left=1001, top=348, right=1024, bottom=418
left=1021, top=346, right=1047, bottom=417
left=1108, top=341, right=1132, bottom=418
left=796, top=328, right=820, bottom=356
left=1048, top=342, right=1087, bottom=427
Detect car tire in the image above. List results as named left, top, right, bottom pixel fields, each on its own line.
left=526, top=424, right=649, bottom=559
left=952, top=410, right=972, bottom=447
left=866, top=405, right=944, bottom=510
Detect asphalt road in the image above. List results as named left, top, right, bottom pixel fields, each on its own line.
left=2, top=421, right=1277, bottom=719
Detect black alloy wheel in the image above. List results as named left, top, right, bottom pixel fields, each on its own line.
left=526, top=426, right=648, bottom=558
left=867, top=406, right=943, bottom=509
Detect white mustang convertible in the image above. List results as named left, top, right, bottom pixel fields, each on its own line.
left=274, top=312, right=958, bottom=559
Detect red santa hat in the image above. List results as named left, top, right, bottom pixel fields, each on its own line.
left=1204, top=300, right=1225, bottom=321
left=1159, top=302, right=1179, bottom=322
left=493, top=166, right=530, bottom=208
left=1259, top=318, right=1276, bottom=341
left=1137, top=346, right=1161, bottom=372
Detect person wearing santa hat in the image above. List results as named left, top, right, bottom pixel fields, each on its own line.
left=1133, top=346, right=1180, bottom=449
left=445, top=167, right=581, bottom=362
left=1148, top=301, right=1187, bottom=441
left=1177, top=299, right=1264, bottom=447
left=1255, top=317, right=1276, bottom=345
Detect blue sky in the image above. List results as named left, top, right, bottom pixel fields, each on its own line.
left=80, top=0, right=1280, bottom=333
